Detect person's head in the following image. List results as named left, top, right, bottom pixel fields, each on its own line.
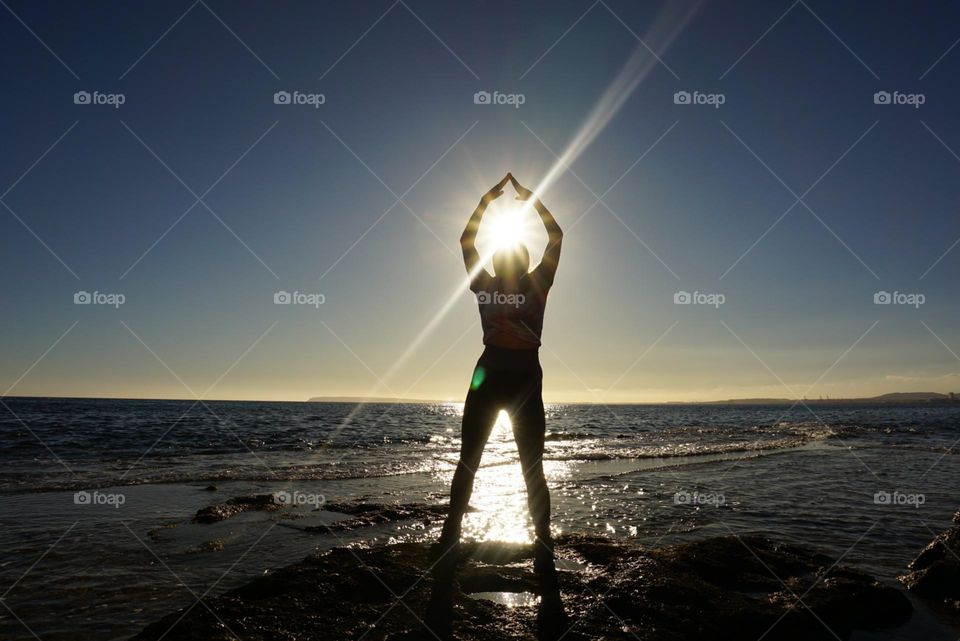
left=492, top=243, right=530, bottom=281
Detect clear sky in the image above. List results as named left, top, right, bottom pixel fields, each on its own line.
left=2, top=0, right=959, bottom=403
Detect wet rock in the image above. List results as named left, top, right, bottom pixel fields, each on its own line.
left=187, top=538, right=226, bottom=554
left=146, top=523, right=179, bottom=541
left=900, top=511, right=960, bottom=606
left=308, top=501, right=450, bottom=533
left=192, top=494, right=280, bottom=523
left=133, top=533, right=911, bottom=641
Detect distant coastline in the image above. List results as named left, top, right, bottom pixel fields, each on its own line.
left=306, top=396, right=441, bottom=404
left=683, top=391, right=960, bottom=405
left=307, top=391, right=960, bottom=405
left=2, top=392, right=957, bottom=406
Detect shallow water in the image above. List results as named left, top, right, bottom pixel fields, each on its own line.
left=1, top=399, right=959, bottom=640
left=469, top=591, right=541, bottom=608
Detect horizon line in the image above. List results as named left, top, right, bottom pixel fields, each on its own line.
left=2, top=391, right=956, bottom=406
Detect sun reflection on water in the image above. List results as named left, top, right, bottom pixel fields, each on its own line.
left=446, top=409, right=568, bottom=544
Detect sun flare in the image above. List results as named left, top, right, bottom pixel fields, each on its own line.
left=482, top=202, right=539, bottom=253
left=488, top=213, right=526, bottom=250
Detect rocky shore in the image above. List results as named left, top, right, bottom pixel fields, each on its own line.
left=901, top=510, right=960, bottom=611
left=133, top=498, right=916, bottom=641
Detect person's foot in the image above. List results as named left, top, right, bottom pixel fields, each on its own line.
left=533, top=535, right=555, bottom=573
left=422, top=584, right=454, bottom=640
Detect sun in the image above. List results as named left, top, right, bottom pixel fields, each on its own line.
left=483, top=202, right=537, bottom=251
left=488, top=211, right=526, bottom=249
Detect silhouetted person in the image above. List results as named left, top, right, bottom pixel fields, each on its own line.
left=435, top=173, right=563, bottom=570
left=421, top=174, right=566, bottom=640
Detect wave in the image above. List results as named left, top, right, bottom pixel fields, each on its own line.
left=2, top=430, right=841, bottom=494
left=6, top=407, right=959, bottom=494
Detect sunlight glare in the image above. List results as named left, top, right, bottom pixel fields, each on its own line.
left=489, top=212, right=526, bottom=250
left=482, top=202, right=537, bottom=252
left=461, top=410, right=534, bottom=543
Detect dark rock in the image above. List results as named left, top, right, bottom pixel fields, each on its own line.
left=187, top=538, right=226, bottom=554
left=309, top=502, right=449, bottom=533
left=192, top=494, right=281, bottom=523
left=132, top=533, right=911, bottom=641
left=901, top=513, right=960, bottom=606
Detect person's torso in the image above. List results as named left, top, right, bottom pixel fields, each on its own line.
left=476, top=272, right=549, bottom=349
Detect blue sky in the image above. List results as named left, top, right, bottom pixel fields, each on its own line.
left=1, top=0, right=959, bottom=402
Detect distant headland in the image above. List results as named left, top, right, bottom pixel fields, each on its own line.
left=307, top=396, right=442, bottom=404
left=687, top=391, right=959, bottom=405
left=307, top=392, right=960, bottom=405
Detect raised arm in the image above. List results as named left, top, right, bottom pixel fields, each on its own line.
left=461, top=174, right=510, bottom=277
left=510, top=175, right=562, bottom=283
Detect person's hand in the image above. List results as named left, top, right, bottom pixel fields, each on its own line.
left=508, top=174, right=534, bottom=200
left=481, top=174, right=511, bottom=204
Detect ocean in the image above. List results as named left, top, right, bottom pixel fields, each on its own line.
left=1, top=398, right=959, bottom=640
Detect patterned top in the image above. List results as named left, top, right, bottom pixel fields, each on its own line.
left=470, top=264, right=555, bottom=348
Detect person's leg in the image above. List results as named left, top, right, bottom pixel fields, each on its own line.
left=438, top=372, right=500, bottom=546
left=509, top=370, right=552, bottom=567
